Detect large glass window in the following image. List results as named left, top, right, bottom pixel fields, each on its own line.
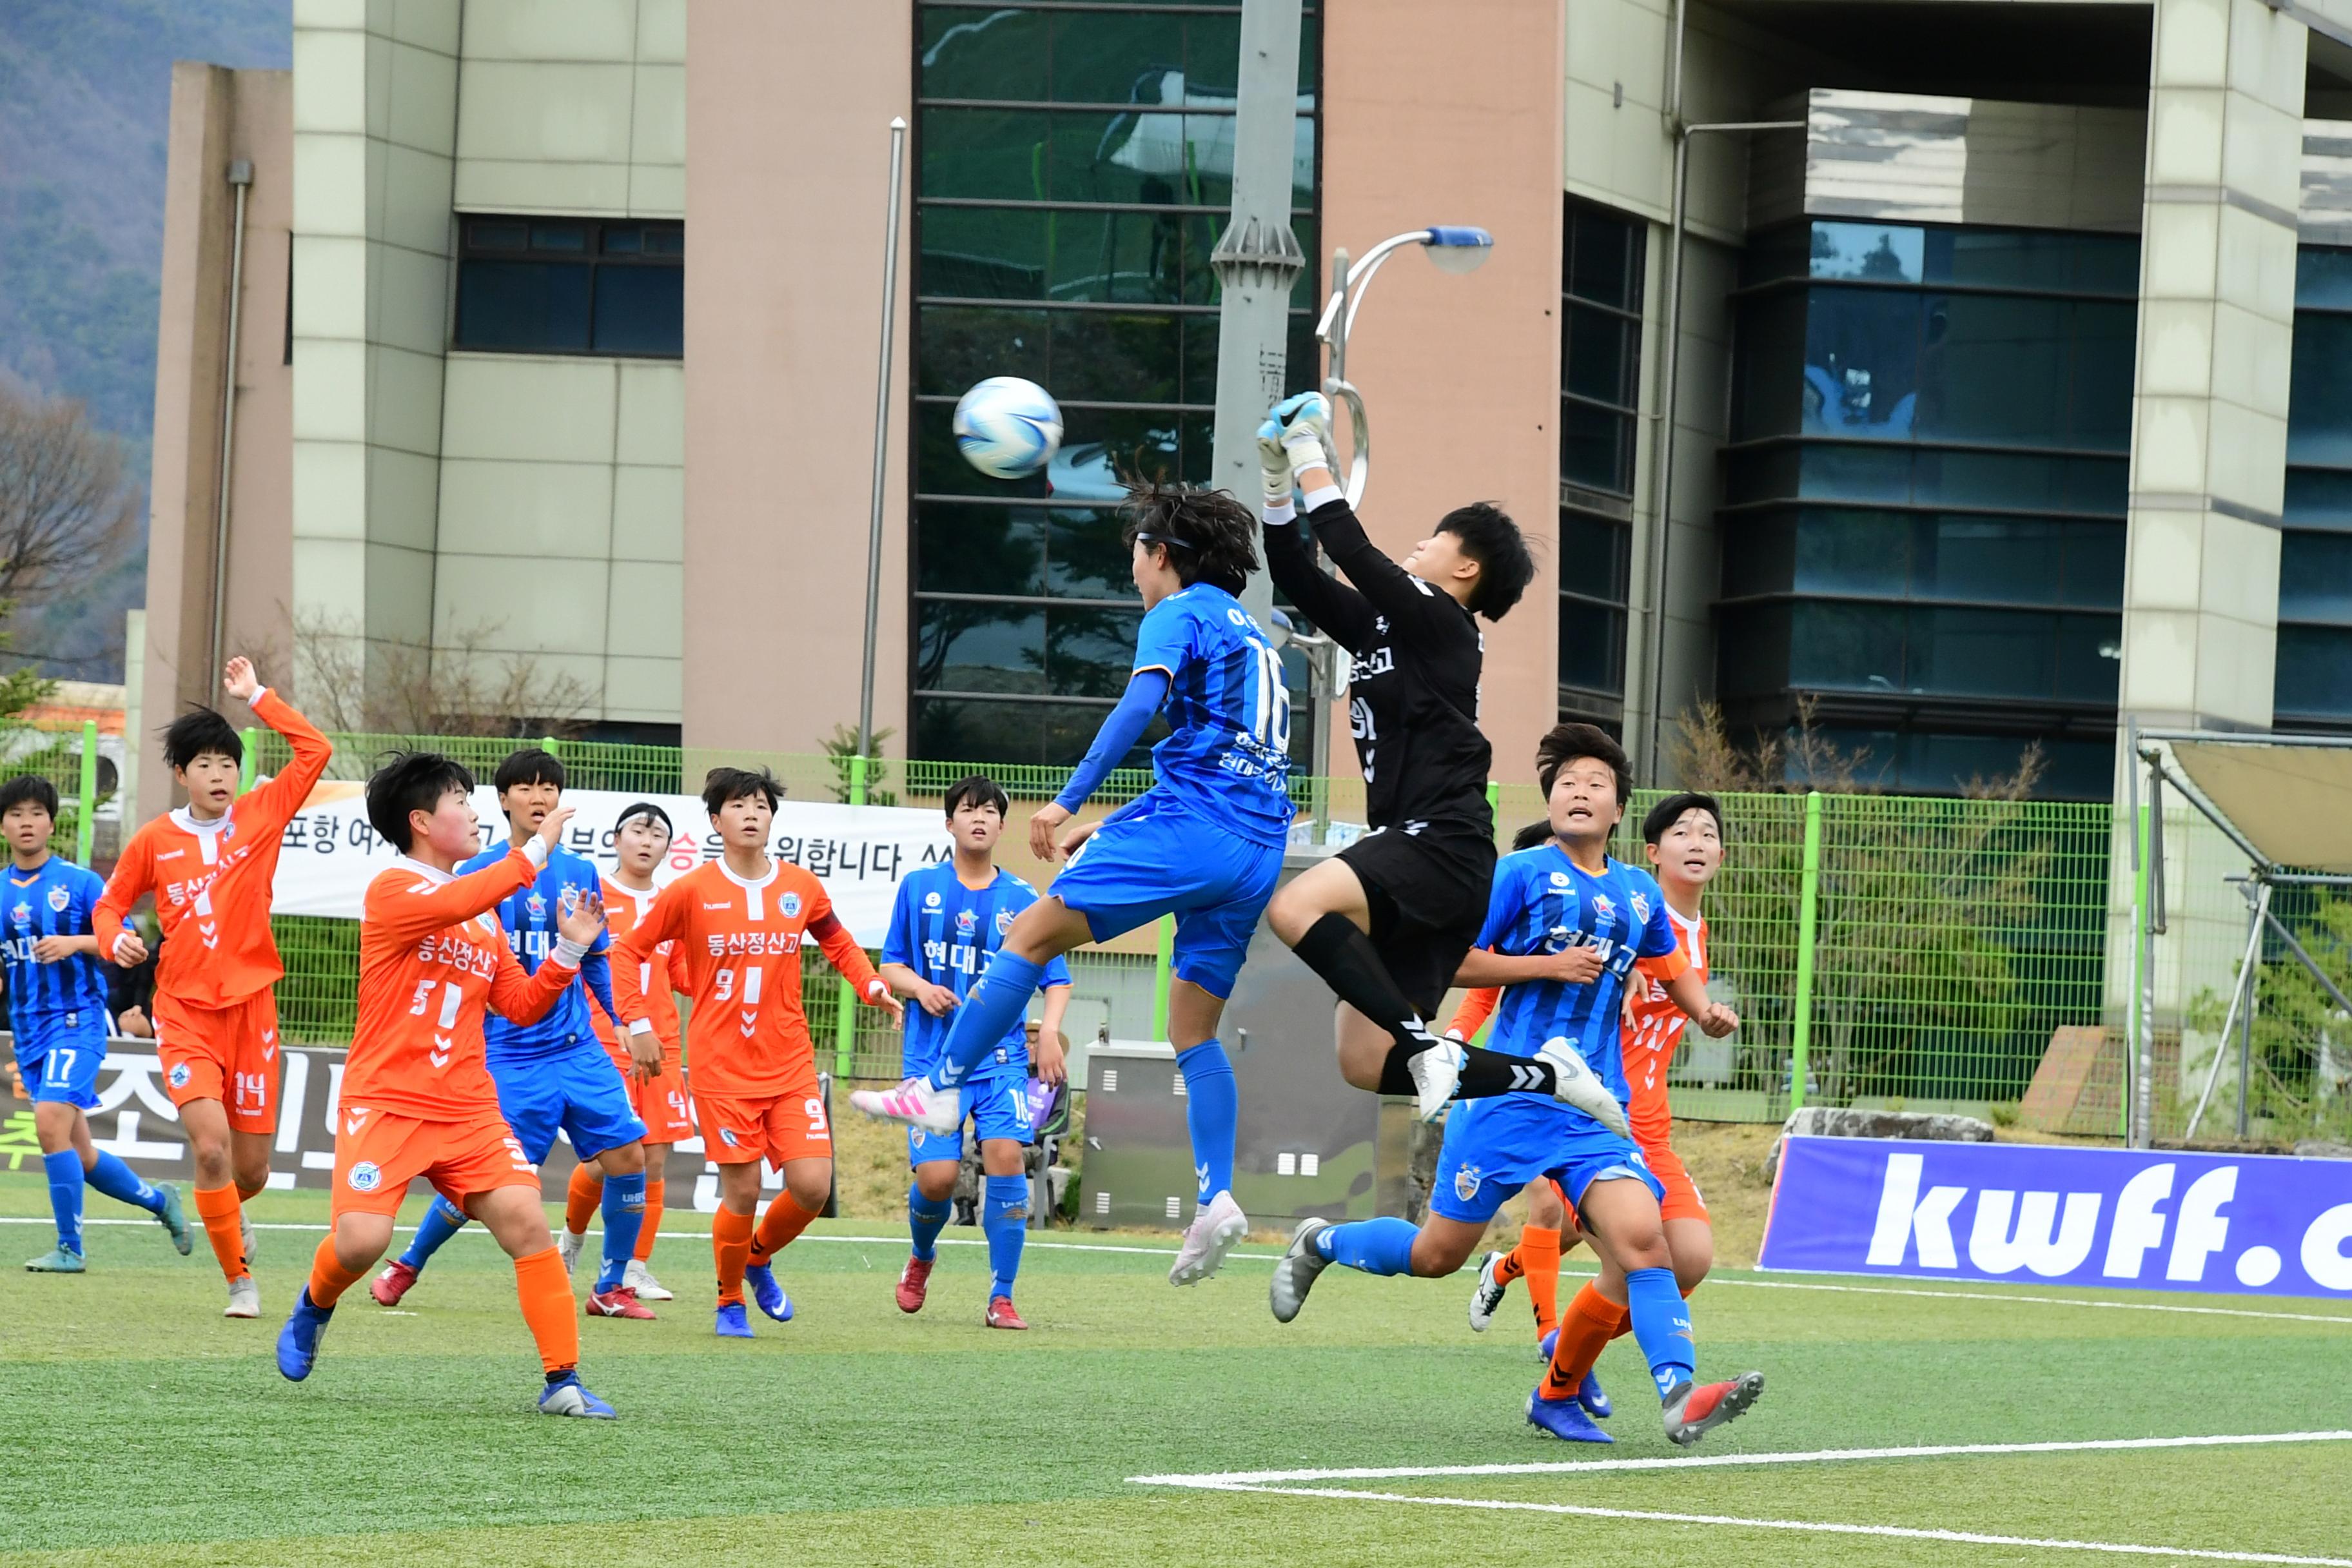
left=1720, top=219, right=2137, bottom=796
left=452, top=217, right=682, bottom=357
left=910, top=3, right=1320, bottom=766
left=2278, top=244, right=2352, bottom=729
left=1560, top=201, right=1643, bottom=725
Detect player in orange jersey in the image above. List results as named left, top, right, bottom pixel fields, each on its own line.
left=563, top=801, right=694, bottom=1302
left=94, top=656, right=331, bottom=1318
left=274, top=750, right=616, bottom=1417
left=611, top=767, right=903, bottom=1339
left=1462, top=791, right=1726, bottom=1426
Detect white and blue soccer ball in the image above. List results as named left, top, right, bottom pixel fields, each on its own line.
left=952, top=376, right=1063, bottom=480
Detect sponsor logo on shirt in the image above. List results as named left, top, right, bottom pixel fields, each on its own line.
left=8, top=901, right=27, bottom=926
left=1549, top=871, right=1570, bottom=889
left=954, top=908, right=977, bottom=936
left=525, top=891, right=548, bottom=920
left=1590, top=894, right=1616, bottom=925
left=924, top=890, right=942, bottom=909
left=347, top=1161, right=382, bottom=1193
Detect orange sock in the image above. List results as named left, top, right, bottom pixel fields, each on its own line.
left=747, top=1191, right=820, bottom=1267
left=712, top=1208, right=755, bottom=1304
left=1516, top=1226, right=1562, bottom=1338
left=564, top=1164, right=602, bottom=1236
left=1494, top=1248, right=1526, bottom=1284
left=1540, top=1281, right=1631, bottom=1400
left=513, top=1246, right=580, bottom=1375
left=193, top=1184, right=248, bottom=1284
left=634, top=1177, right=663, bottom=1262
left=307, top=1236, right=366, bottom=1309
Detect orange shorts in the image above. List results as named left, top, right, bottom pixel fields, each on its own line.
left=152, top=989, right=280, bottom=1134
left=696, top=1083, right=832, bottom=1169
left=1557, top=1139, right=1708, bottom=1228
left=598, top=1034, right=694, bottom=1143
left=329, top=1106, right=539, bottom=1220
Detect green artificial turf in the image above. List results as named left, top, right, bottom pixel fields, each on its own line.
left=1, top=1177, right=2347, bottom=1567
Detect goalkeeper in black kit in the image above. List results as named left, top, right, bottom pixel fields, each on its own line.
left=1255, top=393, right=1632, bottom=1135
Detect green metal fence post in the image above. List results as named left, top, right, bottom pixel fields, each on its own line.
left=1788, top=790, right=1823, bottom=1113
left=834, top=755, right=869, bottom=1079
left=74, top=721, right=97, bottom=867
left=2126, top=801, right=2150, bottom=1141
left=238, top=727, right=258, bottom=795
left=1152, top=914, right=1175, bottom=1042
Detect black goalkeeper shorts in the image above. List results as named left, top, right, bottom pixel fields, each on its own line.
left=1336, top=825, right=1496, bottom=1016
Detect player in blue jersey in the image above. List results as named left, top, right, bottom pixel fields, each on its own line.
left=877, top=773, right=1072, bottom=1329
left=371, top=748, right=654, bottom=1318
left=1268, top=725, right=1763, bottom=1447
left=857, top=481, right=1295, bottom=1286
left=0, top=776, right=189, bottom=1271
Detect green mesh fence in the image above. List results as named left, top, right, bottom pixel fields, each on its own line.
left=3, top=724, right=112, bottom=867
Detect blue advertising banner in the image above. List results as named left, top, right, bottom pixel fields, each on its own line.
left=1759, top=1136, right=2352, bottom=1301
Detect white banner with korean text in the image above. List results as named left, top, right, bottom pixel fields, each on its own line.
left=265, top=783, right=953, bottom=946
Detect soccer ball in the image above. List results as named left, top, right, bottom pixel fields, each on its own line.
left=952, top=377, right=1063, bottom=480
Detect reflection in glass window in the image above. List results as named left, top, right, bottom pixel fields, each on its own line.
left=2278, top=244, right=2352, bottom=730
left=452, top=215, right=681, bottom=357
left=1560, top=199, right=1643, bottom=727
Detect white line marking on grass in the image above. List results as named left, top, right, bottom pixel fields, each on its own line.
left=1142, top=1482, right=2352, bottom=1567
left=1130, top=1429, right=2352, bottom=1487
left=1709, top=1276, right=2352, bottom=1326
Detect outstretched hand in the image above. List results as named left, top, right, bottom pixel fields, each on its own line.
left=221, top=656, right=261, bottom=704
left=536, top=805, right=576, bottom=855
left=556, top=887, right=605, bottom=949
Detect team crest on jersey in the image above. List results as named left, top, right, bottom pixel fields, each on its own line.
left=8, top=901, right=28, bottom=926
left=558, top=885, right=581, bottom=914
left=525, top=891, right=548, bottom=920
left=1631, top=892, right=1650, bottom=923
left=1590, top=894, right=1616, bottom=925
left=924, top=890, right=942, bottom=910
left=168, top=1063, right=191, bottom=1089
left=1549, top=871, right=1570, bottom=889
left=45, top=885, right=69, bottom=912
left=719, top=1127, right=740, bottom=1148
left=995, top=908, right=1014, bottom=936
left=954, top=908, right=977, bottom=936
left=1454, top=1164, right=1482, bottom=1202
left=780, top=892, right=803, bottom=919
left=346, top=1161, right=382, bottom=1193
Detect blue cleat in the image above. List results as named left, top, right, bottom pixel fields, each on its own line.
left=714, top=1300, right=754, bottom=1339
left=1577, top=1367, right=1612, bottom=1419
left=25, top=1245, right=85, bottom=1273
left=276, top=1288, right=334, bottom=1382
left=1526, top=1386, right=1614, bottom=1444
left=743, top=1262, right=794, bottom=1322
left=154, top=1182, right=193, bottom=1255
left=1537, top=1326, right=1557, bottom=1364
left=538, top=1371, right=616, bottom=1418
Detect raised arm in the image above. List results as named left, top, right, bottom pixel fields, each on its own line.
left=1266, top=397, right=1466, bottom=642
left=365, top=847, right=540, bottom=947
left=1261, top=499, right=1378, bottom=652
left=224, top=659, right=334, bottom=828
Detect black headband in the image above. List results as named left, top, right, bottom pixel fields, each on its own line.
left=1132, top=529, right=1197, bottom=553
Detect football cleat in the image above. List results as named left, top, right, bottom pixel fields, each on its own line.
left=896, top=1255, right=934, bottom=1314
left=154, top=1182, right=193, bottom=1255
left=24, top=1245, right=86, bottom=1273
left=369, top=1259, right=418, bottom=1308
left=586, top=1285, right=655, bottom=1320
left=538, top=1371, right=616, bottom=1419
left=985, top=1295, right=1029, bottom=1331
left=743, top=1262, right=794, bottom=1322
left=1407, top=1039, right=1464, bottom=1123
left=224, top=1275, right=261, bottom=1318
left=1268, top=1217, right=1333, bottom=1324
left=1468, top=1250, right=1509, bottom=1332
left=1576, top=1368, right=1612, bottom=1419
left=1662, top=1372, right=1765, bottom=1447
left=1169, top=1190, right=1250, bottom=1287
left=623, top=1259, right=672, bottom=1301
left=1526, top=1386, right=1613, bottom=1444
left=276, top=1288, right=333, bottom=1381
left=849, top=1077, right=961, bottom=1133
left=239, top=1211, right=258, bottom=1266
left=556, top=1229, right=585, bottom=1277
left=714, top=1300, right=754, bottom=1339
left=1536, top=1037, right=1631, bottom=1139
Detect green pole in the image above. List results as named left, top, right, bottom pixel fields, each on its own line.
left=1152, top=914, right=1175, bottom=1042
left=2128, top=802, right=2150, bottom=1141
left=74, top=720, right=97, bottom=867
left=834, top=754, right=868, bottom=1079
left=1788, top=790, right=1823, bottom=1112
left=237, top=727, right=258, bottom=795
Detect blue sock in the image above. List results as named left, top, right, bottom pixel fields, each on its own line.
left=399, top=1193, right=469, bottom=1270
left=84, top=1150, right=162, bottom=1213
left=928, top=952, right=1044, bottom=1090
left=43, top=1150, right=83, bottom=1255
left=1173, top=1040, right=1237, bottom=1204
left=1625, top=1265, right=1695, bottom=1399
left=908, top=1184, right=951, bottom=1262
left=983, top=1173, right=1029, bottom=1299
left=596, top=1171, right=647, bottom=1293
left=1311, top=1215, right=1419, bottom=1276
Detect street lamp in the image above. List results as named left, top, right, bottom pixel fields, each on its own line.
left=1315, top=226, right=1494, bottom=507
left=1267, top=608, right=1340, bottom=845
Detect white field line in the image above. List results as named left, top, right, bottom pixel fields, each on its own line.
left=14, top=1217, right=2352, bottom=1323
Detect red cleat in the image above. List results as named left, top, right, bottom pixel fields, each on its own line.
left=985, top=1295, right=1028, bottom=1331
left=1663, top=1372, right=1765, bottom=1447
left=896, top=1255, right=934, bottom=1314
left=369, top=1260, right=418, bottom=1308
left=587, top=1285, right=656, bottom=1320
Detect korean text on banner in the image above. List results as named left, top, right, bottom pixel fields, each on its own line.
left=1759, top=1135, right=2352, bottom=1302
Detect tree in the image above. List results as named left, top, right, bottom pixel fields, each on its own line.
left=291, top=611, right=599, bottom=740
left=0, top=378, right=137, bottom=627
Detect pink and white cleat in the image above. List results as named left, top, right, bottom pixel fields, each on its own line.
left=850, top=1077, right=963, bottom=1133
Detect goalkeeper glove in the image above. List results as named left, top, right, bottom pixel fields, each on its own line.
left=1270, top=391, right=1338, bottom=482
left=1256, top=411, right=1296, bottom=509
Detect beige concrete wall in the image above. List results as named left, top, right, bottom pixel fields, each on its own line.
left=454, top=0, right=684, bottom=218
left=681, top=0, right=911, bottom=756
left=144, top=64, right=294, bottom=822
left=1319, top=0, right=1565, bottom=789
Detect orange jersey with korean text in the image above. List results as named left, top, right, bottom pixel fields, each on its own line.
left=1623, top=906, right=1706, bottom=1146
left=340, top=849, right=578, bottom=1121
left=94, top=689, right=333, bottom=1006
left=592, top=879, right=689, bottom=1050
left=611, top=859, right=882, bottom=1099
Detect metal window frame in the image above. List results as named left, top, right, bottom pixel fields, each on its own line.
left=451, top=212, right=684, bottom=360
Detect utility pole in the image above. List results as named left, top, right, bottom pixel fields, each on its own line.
left=1207, top=0, right=1306, bottom=627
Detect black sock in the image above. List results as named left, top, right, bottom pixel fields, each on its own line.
left=1292, top=913, right=1439, bottom=1055
left=1454, top=1045, right=1555, bottom=1099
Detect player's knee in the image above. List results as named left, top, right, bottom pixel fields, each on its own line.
left=600, top=1142, right=645, bottom=1177
left=1410, top=1234, right=1475, bottom=1277
left=912, top=1165, right=957, bottom=1203
left=785, top=1168, right=831, bottom=1212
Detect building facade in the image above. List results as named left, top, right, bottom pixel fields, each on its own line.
left=141, top=0, right=2352, bottom=817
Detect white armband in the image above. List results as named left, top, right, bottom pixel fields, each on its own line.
left=627, top=1017, right=655, bottom=1037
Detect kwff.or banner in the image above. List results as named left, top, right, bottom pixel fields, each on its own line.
left=265, top=783, right=953, bottom=946
left=1759, top=1135, right=2352, bottom=1301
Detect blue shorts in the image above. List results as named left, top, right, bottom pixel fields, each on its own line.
left=907, top=1073, right=1037, bottom=1166
left=1427, top=1100, right=1665, bottom=1225
left=1050, top=793, right=1282, bottom=999
left=488, top=1040, right=647, bottom=1164
left=12, top=1011, right=106, bottom=1110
